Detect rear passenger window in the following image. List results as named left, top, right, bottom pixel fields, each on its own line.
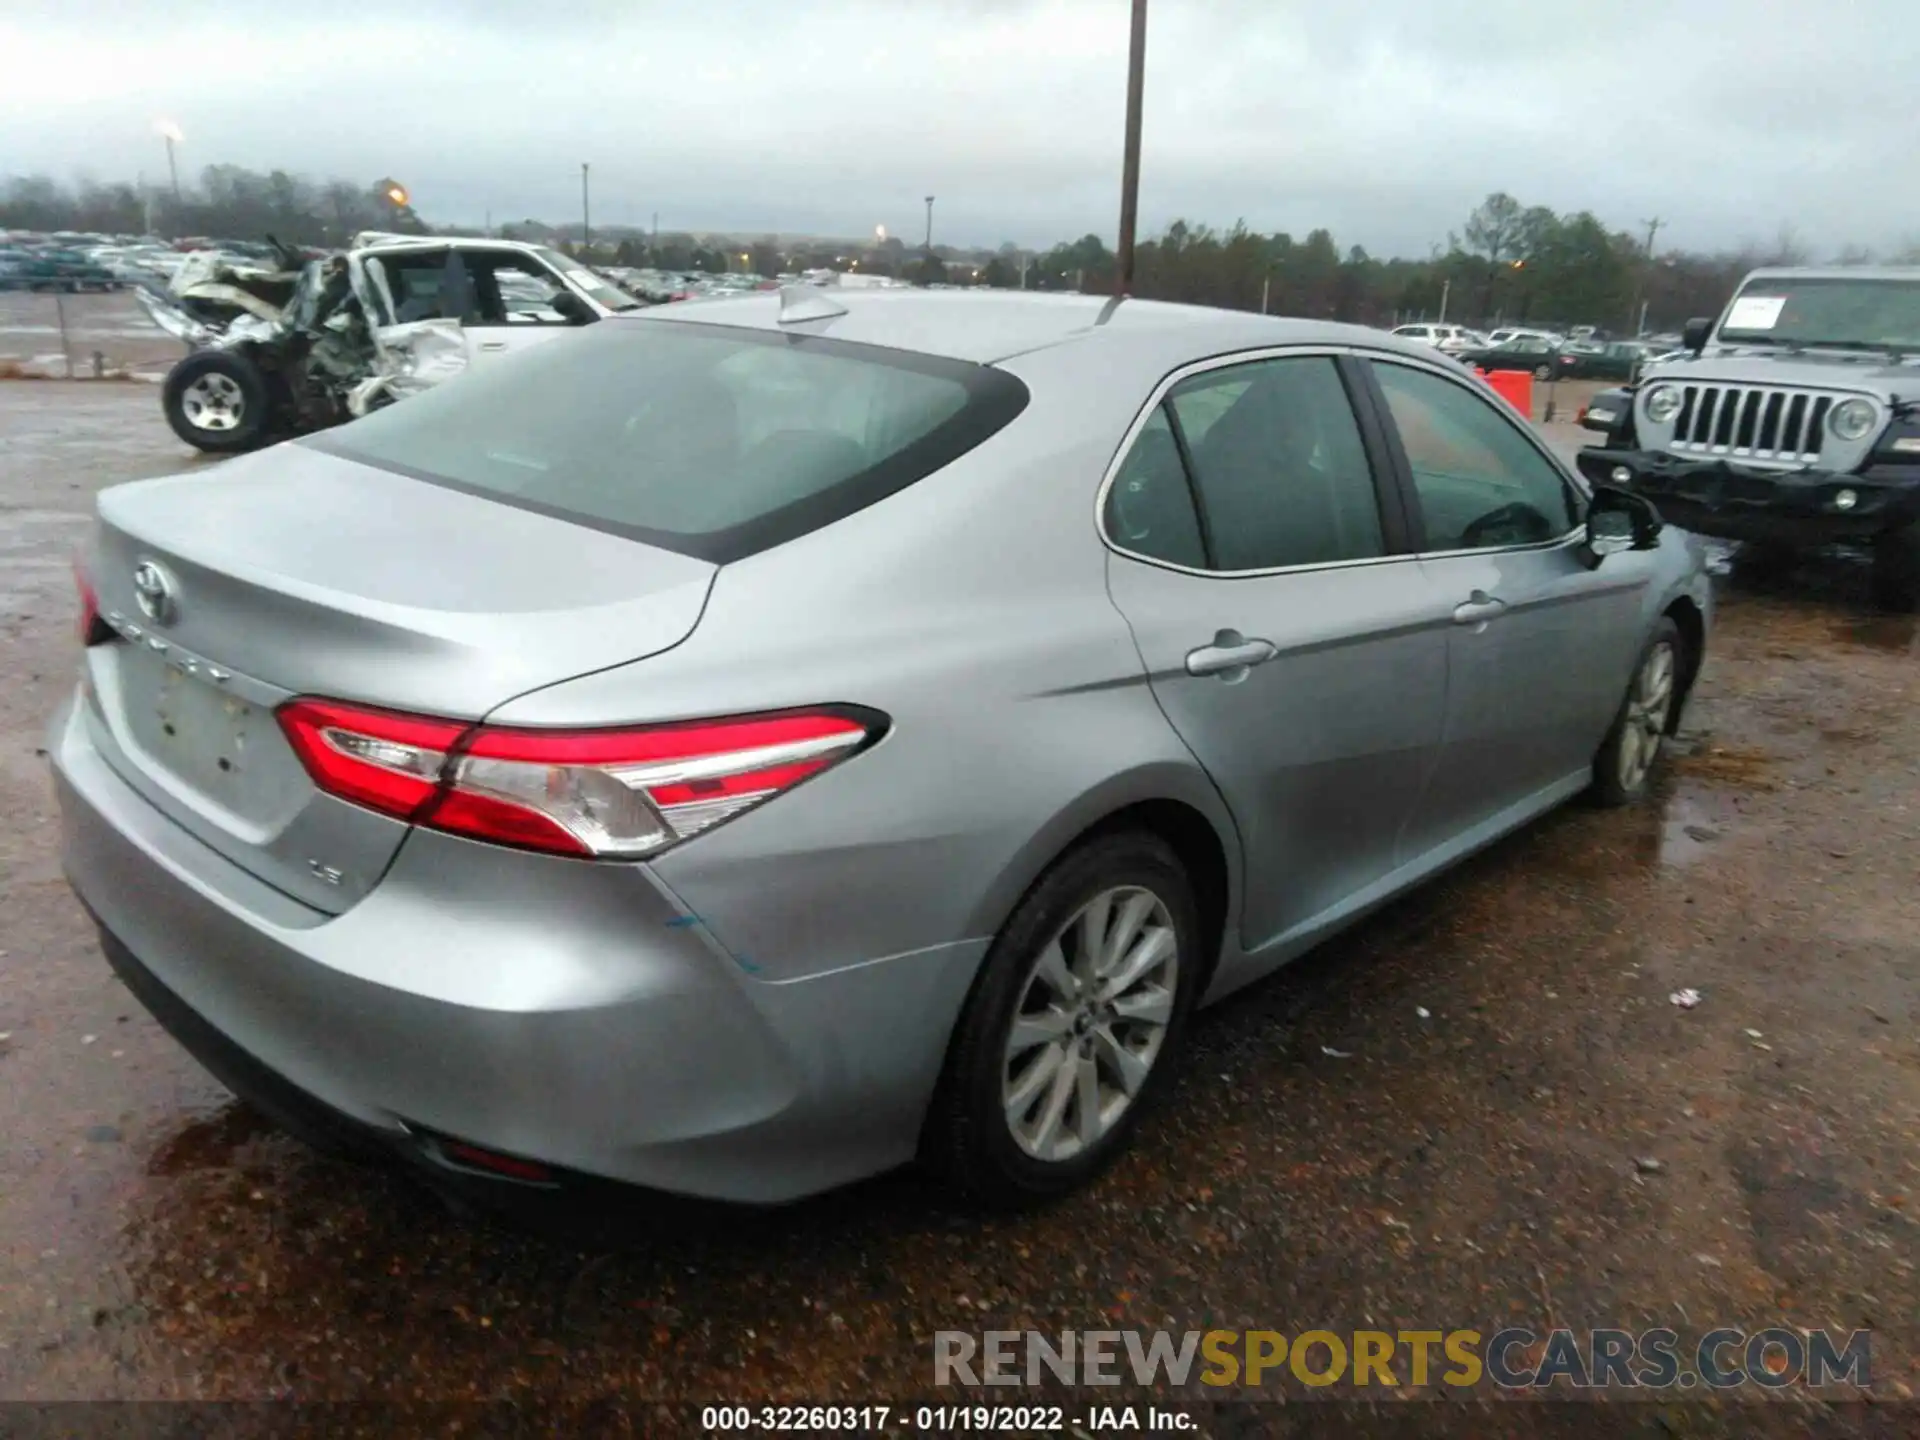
left=1104, top=407, right=1205, bottom=568
left=1168, top=357, right=1384, bottom=572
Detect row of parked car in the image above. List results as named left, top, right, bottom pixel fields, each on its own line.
left=0, top=244, right=123, bottom=292
left=0, top=230, right=322, bottom=294
left=1388, top=322, right=1682, bottom=383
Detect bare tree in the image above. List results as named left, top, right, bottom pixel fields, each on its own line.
left=1461, top=192, right=1527, bottom=265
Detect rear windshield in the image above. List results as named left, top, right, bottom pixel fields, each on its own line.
left=307, top=318, right=1029, bottom=563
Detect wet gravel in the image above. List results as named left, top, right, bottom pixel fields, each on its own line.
left=1, top=384, right=1916, bottom=1429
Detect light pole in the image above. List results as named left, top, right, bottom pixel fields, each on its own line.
left=155, top=121, right=183, bottom=202
left=155, top=121, right=183, bottom=234
left=1114, top=0, right=1148, bottom=296
left=581, top=162, right=591, bottom=252
left=924, top=195, right=935, bottom=253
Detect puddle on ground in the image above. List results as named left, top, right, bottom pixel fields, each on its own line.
left=1831, top=616, right=1918, bottom=653
left=144, top=1102, right=282, bottom=1177
left=1643, top=782, right=1741, bottom=871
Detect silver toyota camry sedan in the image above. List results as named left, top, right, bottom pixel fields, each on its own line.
left=51, top=290, right=1711, bottom=1213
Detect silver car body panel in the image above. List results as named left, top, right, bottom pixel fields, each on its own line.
left=78, top=442, right=713, bottom=911
left=53, top=291, right=1712, bottom=1201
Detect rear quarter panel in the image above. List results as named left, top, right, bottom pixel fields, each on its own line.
left=487, top=338, right=1242, bottom=987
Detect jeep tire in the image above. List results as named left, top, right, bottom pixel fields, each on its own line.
left=1870, top=522, right=1920, bottom=613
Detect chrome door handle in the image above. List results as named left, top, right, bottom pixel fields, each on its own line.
left=477, top=341, right=508, bottom=352
left=1452, top=591, right=1508, bottom=626
left=1186, top=633, right=1278, bottom=678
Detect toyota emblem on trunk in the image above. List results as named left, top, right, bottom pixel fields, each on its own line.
left=132, top=561, right=178, bottom=626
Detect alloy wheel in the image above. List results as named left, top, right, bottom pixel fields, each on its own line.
left=1617, top=640, right=1676, bottom=791
left=1001, top=886, right=1179, bottom=1163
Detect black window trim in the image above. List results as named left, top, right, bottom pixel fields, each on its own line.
left=1158, top=398, right=1218, bottom=570
left=1354, top=351, right=1591, bottom=560
left=303, top=320, right=1031, bottom=566
left=1095, top=343, right=1417, bottom=579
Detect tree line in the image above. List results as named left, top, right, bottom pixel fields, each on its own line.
left=1, top=167, right=429, bottom=246
left=1016, top=194, right=1917, bottom=333
left=6, top=167, right=1911, bottom=331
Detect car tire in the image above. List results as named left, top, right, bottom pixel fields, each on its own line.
left=163, top=350, right=272, bottom=453
left=1533, top=365, right=1551, bottom=382
left=1869, top=523, right=1920, bottom=613
left=925, top=830, right=1202, bottom=1208
left=1588, top=617, right=1684, bottom=808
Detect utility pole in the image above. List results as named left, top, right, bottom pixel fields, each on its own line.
left=581, top=162, right=591, bottom=252
left=155, top=120, right=184, bottom=236
left=924, top=195, right=935, bottom=253
left=1260, top=272, right=1270, bottom=314
left=1439, top=277, right=1450, bottom=323
left=1632, top=217, right=1663, bottom=334
left=1114, top=0, right=1148, bottom=296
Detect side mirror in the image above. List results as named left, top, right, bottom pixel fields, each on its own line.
left=1681, top=317, right=1712, bottom=353
left=1584, top=483, right=1663, bottom=565
left=551, top=290, right=597, bottom=326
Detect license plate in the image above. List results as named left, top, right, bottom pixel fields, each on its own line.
left=121, top=645, right=262, bottom=799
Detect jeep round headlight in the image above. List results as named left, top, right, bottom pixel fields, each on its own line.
left=1830, top=398, right=1878, bottom=442
left=1643, top=384, right=1683, bottom=424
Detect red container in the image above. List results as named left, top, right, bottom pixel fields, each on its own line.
left=1482, top=368, right=1534, bottom=419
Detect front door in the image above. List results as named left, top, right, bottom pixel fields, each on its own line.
left=1363, top=356, right=1652, bottom=857
left=1102, top=352, right=1451, bottom=959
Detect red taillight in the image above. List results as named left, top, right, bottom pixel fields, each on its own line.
left=437, top=1140, right=554, bottom=1184
left=74, top=561, right=107, bottom=646
left=276, top=700, right=880, bottom=859
left=277, top=699, right=466, bottom=820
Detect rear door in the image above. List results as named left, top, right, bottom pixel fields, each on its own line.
left=1361, top=355, right=1650, bottom=856
left=1103, top=351, right=1451, bottom=957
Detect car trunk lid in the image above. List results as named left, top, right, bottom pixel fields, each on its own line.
left=79, top=442, right=716, bottom=913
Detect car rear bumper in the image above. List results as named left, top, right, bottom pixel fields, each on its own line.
left=1578, top=447, right=1920, bottom=544
left=49, top=693, right=984, bottom=1207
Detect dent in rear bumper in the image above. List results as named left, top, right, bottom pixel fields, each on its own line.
left=48, top=695, right=984, bottom=1203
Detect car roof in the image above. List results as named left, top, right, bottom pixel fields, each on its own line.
left=348, top=231, right=552, bottom=257
left=625, top=288, right=1440, bottom=366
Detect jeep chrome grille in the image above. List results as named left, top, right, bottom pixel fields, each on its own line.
left=1668, top=384, right=1831, bottom=464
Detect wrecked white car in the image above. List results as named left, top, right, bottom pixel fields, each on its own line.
left=138, top=233, right=639, bottom=452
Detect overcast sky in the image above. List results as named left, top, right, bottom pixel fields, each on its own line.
left=3, top=0, right=1915, bottom=257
